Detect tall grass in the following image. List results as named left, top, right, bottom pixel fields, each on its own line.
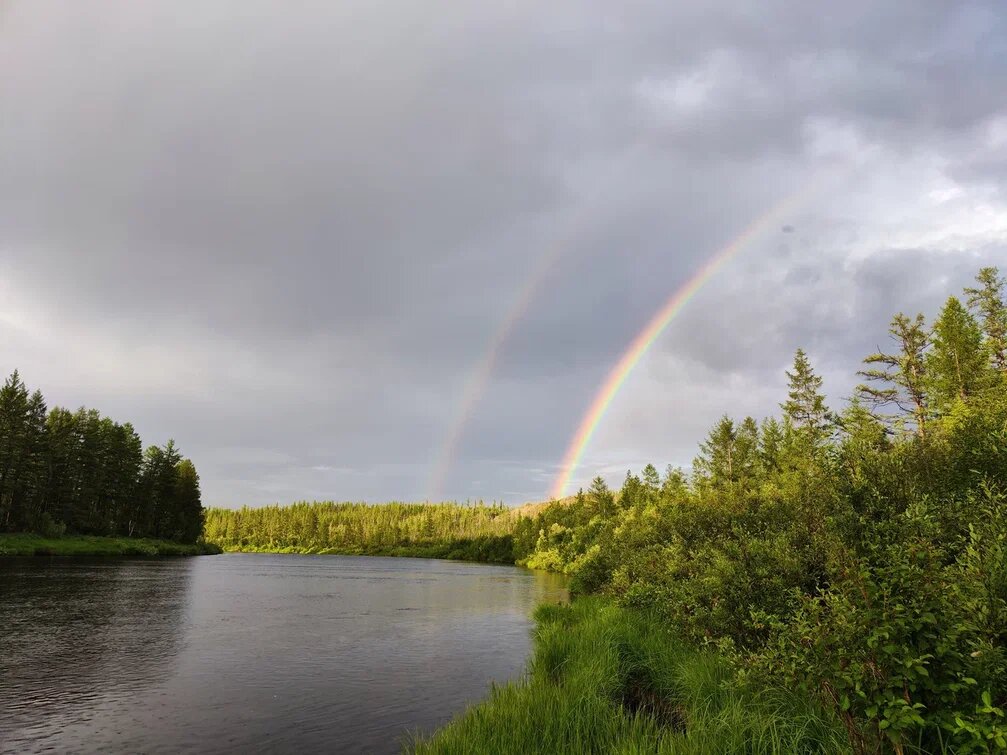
left=409, top=599, right=851, bottom=754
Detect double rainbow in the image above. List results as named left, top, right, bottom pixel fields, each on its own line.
left=549, top=191, right=807, bottom=500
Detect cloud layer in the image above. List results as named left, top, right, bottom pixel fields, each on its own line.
left=2, top=1, right=1005, bottom=504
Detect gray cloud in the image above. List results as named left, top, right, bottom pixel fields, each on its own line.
left=2, top=0, right=1006, bottom=504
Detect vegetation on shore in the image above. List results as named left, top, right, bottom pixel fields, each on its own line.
left=502, top=267, right=1007, bottom=753
left=0, top=532, right=221, bottom=557
left=0, top=370, right=207, bottom=551
left=410, top=599, right=850, bottom=754
left=219, top=535, right=514, bottom=563
left=204, top=501, right=516, bottom=562
left=181, top=268, right=1007, bottom=751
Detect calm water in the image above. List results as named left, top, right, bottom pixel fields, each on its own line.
left=0, top=554, right=567, bottom=754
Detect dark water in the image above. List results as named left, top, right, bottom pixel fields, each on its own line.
left=0, top=554, right=567, bottom=754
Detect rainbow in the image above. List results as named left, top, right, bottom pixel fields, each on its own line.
left=426, top=220, right=587, bottom=501
left=549, top=192, right=808, bottom=500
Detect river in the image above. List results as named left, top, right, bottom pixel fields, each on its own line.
left=0, top=554, right=567, bottom=754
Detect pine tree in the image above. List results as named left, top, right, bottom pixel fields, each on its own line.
left=759, top=417, right=786, bottom=473
left=641, top=463, right=660, bottom=492
left=781, top=349, right=831, bottom=442
left=586, top=476, right=615, bottom=518
left=857, top=313, right=930, bottom=438
left=695, top=415, right=737, bottom=488
left=926, top=296, right=990, bottom=413
left=965, top=266, right=1007, bottom=372
left=661, top=465, right=688, bottom=500
left=174, top=459, right=203, bottom=544
left=735, top=416, right=761, bottom=481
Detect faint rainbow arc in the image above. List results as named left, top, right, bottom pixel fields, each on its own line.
left=426, top=226, right=579, bottom=501
left=549, top=192, right=808, bottom=500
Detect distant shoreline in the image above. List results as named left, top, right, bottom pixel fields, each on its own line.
left=0, top=533, right=222, bottom=558
left=214, top=541, right=515, bottom=564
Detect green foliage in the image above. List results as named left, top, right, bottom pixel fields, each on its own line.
left=0, top=370, right=204, bottom=544
left=511, top=267, right=1007, bottom=753
left=926, top=297, right=991, bottom=413
left=204, top=501, right=518, bottom=563
left=410, top=599, right=850, bottom=754
left=783, top=348, right=833, bottom=443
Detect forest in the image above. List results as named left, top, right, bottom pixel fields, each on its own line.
left=204, top=501, right=516, bottom=562
left=0, top=371, right=204, bottom=544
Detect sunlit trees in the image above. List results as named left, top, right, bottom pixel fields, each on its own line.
left=782, top=348, right=832, bottom=443
left=204, top=500, right=515, bottom=561
left=927, top=296, right=991, bottom=413
left=511, top=266, right=1007, bottom=753
left=966, top=266, right=1007, bottom=372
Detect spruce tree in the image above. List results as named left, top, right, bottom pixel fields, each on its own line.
left=926, top=296, right=990, bottom=413
left=965, top=266, right=1007, bottom=372
left=174, top=459, right=204, bottom=544
left=695, top=415, right=737, bottom=488
left=781, top=349, right=831, bottom=442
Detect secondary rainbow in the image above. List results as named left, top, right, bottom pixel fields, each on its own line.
left=549, top=192, right=806, bottom=500
left=426, top=219, right=587, bottom=501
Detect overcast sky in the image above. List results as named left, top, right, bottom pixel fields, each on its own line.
left=2, top=1, right=1005, bottom=506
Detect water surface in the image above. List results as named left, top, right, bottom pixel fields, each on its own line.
left=0, top=554, right=566, bottom=754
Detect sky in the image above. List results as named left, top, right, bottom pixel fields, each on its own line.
left=2, top=1, right=1006, bottom=507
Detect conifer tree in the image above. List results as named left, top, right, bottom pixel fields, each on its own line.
left=587, top=476, right=615, bottom=518
left=695, top=415, right=737, bottom=488
left=781, top=349, right=831, bottom=442
left=735, top=416, right=761, bottom=481
left=641, top=463, right=660, bottom=492
left=857, top=313, right=930, bottom=438
left=965, top=266, right=1007, bottom=372
left=926, top=296, right=990, bottom=413
left=759, top=417, right=786, bottom=473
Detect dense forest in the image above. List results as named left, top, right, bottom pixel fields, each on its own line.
left=204, top=501, right=516, bottom=562
left=0, top=371, right=204, bottom=543
left=501, top=267, right=1007, bottom=753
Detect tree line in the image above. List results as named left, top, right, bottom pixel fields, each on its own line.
left=204, top=501, right=516, bottom=561
left=0, top=371, right=204, bottom=543
left=512, top=267, right=1007, bottom=752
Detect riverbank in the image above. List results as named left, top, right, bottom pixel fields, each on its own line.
left=216, top=534, right=514, bottom=564
left=409, top=598, right=850, bottom=755
left=0, top=533, right=223, bottom=557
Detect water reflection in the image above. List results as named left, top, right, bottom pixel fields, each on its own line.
left=0, top=555, right=566, bottom=754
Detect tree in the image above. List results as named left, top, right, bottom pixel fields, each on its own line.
left=0, top=371, right=47, bottom=531
left=173, top=459, right=204, bottom=544
left=781, top=349, right=831, bottom=442
left=927, top=296, right=990, bottom=413
left=586, top=476, right=616, bottom=518
left=695, top=415, right=737, bottom=488
left=965, top=266, right=1007, bottom=372
left=857, top=313, right=931, bottom=438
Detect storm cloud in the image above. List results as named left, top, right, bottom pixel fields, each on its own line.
left=2, top=1, right=1006, bottom=504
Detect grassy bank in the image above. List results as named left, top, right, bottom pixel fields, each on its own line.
left=0, top=533, right=223, bottom=557
left=409, top=599, right=850, bottom=755
left=218, top=535, right=515, bottom=564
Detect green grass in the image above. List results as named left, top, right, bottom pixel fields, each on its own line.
left=408, top=599, right=852, bottom=755
left=0, top=533, right=223, bottom=557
